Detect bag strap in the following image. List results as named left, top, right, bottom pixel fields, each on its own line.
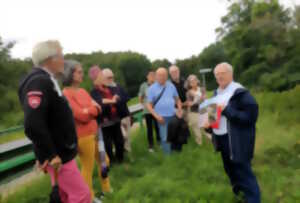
left=153, top=86, right=166, bottom=107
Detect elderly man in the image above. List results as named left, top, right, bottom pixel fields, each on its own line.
left=18, top=40, right=91, bottom=203
left=204, top=62, right=260, bottom=203
left=147, top=67, right=182, bottom=154
left=102, top=68, right=131, bottom=152
left=169, top=65, right=188, bottom=115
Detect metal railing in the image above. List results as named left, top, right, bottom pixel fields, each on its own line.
left=0, top=103, right=144, bottom=174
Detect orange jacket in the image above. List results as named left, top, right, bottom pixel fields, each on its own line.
left=63, top=88, right=99, bottom=138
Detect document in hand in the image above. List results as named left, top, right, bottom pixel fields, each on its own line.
left=198, top=97, right=222, bottom=129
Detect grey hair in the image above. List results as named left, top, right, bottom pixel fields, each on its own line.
left=168, top=65, right=179, bottom=73
left=62, top=59, right=81, bottom=86
left=185, top=74, right=200, bottom=89
left=214, top=62, right=233, bottom=74
left=32, top=40, right=62, bottom=66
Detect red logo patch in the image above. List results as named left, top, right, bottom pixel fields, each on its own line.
left=27, top=91, right=43, bottom=109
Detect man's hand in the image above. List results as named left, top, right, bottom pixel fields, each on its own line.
left=156, top=115, right=165, bottom=124
left=36, top=160, right=49, bottom=173
left=111, top=95, right=120, bottom=104
left=92, top=100, right=102, bottom=113
left=176, top=109, right=183, bottom=118
left=203, top=120, right=211, bottom=129
left=113, top=95, right=120, bottom=101
left=50, top=156, right=62, bottom=171
left=217, top=104, right=226, bottom=112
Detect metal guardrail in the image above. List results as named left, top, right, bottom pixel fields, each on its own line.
left=0, top=125, right=24, bottom=137
left=0, top=103, right=145, bottom=175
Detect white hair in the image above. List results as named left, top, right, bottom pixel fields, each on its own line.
left=32, top=40, right=62, bottom=66
left=214, top=62, right=233, bottom=73
left=102, top=68, right=114, bottom=77
left=168, top=65, right=179, bottom=73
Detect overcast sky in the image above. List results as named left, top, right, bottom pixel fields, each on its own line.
left=1, top=0, right=298, bottom=63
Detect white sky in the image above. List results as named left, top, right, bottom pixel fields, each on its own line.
left=1, top=0, right=298, bottom=63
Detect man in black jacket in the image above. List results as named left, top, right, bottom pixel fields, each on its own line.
left=18, top=40, right=91, bottom=203
left=169, top=65, right=188, bottom=121
left=204, top=62, right=260, bottom=203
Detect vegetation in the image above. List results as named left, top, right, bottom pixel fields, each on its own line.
left=0, top=0, right=299, bottom=129
left=1, top=87, right=300, bottom=203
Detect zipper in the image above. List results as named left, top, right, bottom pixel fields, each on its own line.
left=227, top=120, right=234, bottom=160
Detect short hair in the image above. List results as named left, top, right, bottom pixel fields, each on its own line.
left=62, top=59, right=81, bottom=86
left=102, top=68, right=114, bottom=77
left=32, top=40, right=62, bottom=66
left=214, top=62, right=233, bottom=74
left=169, top=65, right=179, bottom=73
left=147, top=70, right=155, bottom=75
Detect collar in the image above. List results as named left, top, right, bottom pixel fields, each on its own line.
left=217, top=81, right=234, bottom=93
left=41, top=67, right=55, bottom=78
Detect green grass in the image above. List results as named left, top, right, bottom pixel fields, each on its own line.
left=128, top=97, right=139, bottom=106
left=2, top=87, right=300, bottom=203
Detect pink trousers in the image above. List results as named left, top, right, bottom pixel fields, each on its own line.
left=47, top=159, right=91, bottom=203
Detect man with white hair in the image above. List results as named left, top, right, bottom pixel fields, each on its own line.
left=18, top=40, right=92, bottom=203
left=204, top=62, right=261, bottom=203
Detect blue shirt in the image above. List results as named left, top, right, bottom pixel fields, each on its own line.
left=147, top=81, right=179, bottom=117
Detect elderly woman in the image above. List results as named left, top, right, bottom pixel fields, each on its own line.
left=186, top=74, right=211, bottom=145
left=102, top=68, right=131, bottom=152
left=62, top=60, right=111, bottom=203
left=89, top=66, right=125, bottom=164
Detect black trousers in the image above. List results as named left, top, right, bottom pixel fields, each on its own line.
left=144, top=113, right=160, bottom=148
left=102, top=122, right=124, bottom=163
left=171, top=143, right=182, bottom=152
left=216, top=134, right=261, bottom=203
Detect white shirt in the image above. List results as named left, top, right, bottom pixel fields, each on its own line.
left=213, top=81, right=243, bottom=135
left=42, top=67, right=63, bottom=97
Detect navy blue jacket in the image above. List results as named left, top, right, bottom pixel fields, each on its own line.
left=212, top=88, right=258, bottom=163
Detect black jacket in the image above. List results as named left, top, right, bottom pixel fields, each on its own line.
left=167, top=116, right=190, bottom=145
left=171, top=78, right=187, bottom=103
left=209, top=88, right=258, bottom=163
left=90, top=86, right=120, bottom=126
left=18, top=68, right=77, bottom=164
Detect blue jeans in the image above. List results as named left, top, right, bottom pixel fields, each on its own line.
left=158, top=116, right=174, bottom=154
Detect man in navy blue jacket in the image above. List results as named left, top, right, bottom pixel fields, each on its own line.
left=204, top=62, right=260, bottom=203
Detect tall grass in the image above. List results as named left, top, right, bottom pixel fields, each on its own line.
left=1, top=87, right=300, bottom=203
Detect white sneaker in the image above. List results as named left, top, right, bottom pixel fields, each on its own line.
left=93, top=197, right=102, bottom=203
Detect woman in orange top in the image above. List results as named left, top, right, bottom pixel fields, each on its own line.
left=62, top=59, right=111, bottom=203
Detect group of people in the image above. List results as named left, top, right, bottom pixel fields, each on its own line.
left=139, top=66, right=212, bottom=154
left=18, top=40, right=261, bottom=203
